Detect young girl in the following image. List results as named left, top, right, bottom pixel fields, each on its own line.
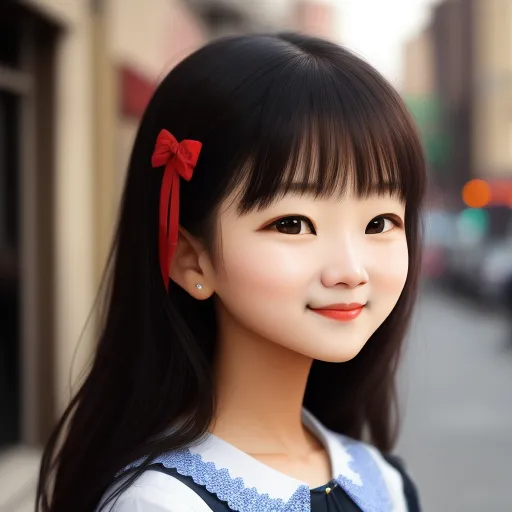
left=37, top=32, right=426, bottom=512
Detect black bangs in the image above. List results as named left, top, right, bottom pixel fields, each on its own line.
left=225, top=40, right=425, bottom=215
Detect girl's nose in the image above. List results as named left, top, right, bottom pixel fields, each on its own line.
left=320, top=242, right=369, bottom=289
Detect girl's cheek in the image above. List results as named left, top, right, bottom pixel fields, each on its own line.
left=371, top=241, right=409, bottom=290
left=221, top=236, right=314, bottom=291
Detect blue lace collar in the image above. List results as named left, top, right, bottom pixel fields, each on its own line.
left=124, top=410, right=394, bottom=512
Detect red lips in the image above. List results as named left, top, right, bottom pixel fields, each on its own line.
left=315, top=303, right=365, bottom=311
left=308, top=303, right=366, bottom=322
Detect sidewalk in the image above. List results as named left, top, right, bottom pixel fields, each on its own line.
left=0, top=446, right=41, bottom=512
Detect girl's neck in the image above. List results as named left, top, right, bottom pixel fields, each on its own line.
left=211, top=306, right=315, bottom=456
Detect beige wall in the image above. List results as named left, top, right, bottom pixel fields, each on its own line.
left=402, top=28, right=435, bottom=97
left=22, top=0, right=96, bottom=413
left=473, top=0, right=512, bottom=178
left=108, top=0, right=206, bottom=80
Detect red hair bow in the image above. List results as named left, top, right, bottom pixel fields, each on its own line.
left=151, top=129, right=202, bottom=290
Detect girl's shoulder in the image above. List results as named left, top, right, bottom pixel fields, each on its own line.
left=96, top=469, right=213, bottom=511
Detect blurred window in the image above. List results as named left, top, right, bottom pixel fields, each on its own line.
left=0, top=12, right=21, bottom=67
left=0, top=90, right=19, bottom=249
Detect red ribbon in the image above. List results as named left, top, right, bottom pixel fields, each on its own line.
left=151, top=129, right=202, bottom=290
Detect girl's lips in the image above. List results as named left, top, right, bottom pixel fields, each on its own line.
left=316, top=303, right=365, bottom=311
left=308, top=304, right=365, bottom=321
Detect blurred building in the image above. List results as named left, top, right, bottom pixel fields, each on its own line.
left=432, top=0, right=475, bottom=197
left=403, top=0, right=474, bottom=201
left=403, top=0, right=512, bottom=209
left=472, top=0, right=512, bottom=181
left=402, top=25, right=447, bottom=204
left=403, top=28, right=435, bottom=98
left=0, top=0, right=340, bottom=487
left=189, top=0, right=338, bottom=38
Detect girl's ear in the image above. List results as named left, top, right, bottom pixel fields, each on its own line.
left=169, top=227, right=215, bottom=300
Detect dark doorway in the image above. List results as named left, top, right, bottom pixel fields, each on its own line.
left=0, top=1, right=60, bottom=447
left=0, top=89, right=20, bottom=447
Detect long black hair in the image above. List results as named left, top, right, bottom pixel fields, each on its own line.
left=37, top=32, right=427, bottom=512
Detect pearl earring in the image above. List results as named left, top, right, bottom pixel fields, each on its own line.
left=195, top=283, right=203, bottom=290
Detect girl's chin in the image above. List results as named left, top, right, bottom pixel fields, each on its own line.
left=297, top=341, right=368, bottom=364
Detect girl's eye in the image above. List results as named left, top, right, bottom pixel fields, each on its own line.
left=365, top=216, right=399, bottom=235
left=268, top=216, right=316, bottom=235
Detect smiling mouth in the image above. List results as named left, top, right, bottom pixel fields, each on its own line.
left=308, top=304, right=366, bottom=322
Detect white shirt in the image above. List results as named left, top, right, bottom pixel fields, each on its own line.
left=97, top=410, right=409, bottom=512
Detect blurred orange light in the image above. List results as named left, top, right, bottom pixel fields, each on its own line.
left=462, top=179, right=491, bottom=208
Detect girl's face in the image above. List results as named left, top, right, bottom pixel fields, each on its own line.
left=208, top=186, right=409, bottom=363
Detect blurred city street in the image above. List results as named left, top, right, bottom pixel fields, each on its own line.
left=398, top=283, right=512, bottom=511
